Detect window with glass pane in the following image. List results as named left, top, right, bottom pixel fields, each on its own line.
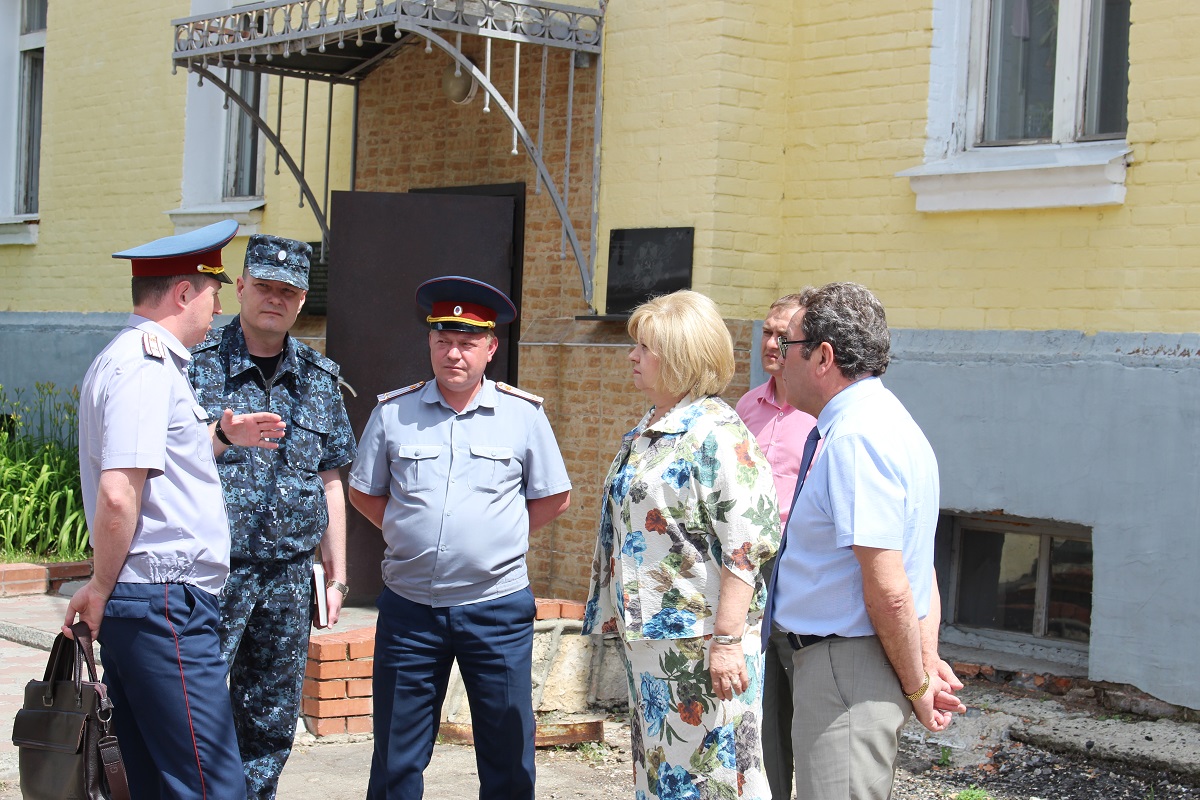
left=15, top=0, right=47, bottom=215
left=980, top=0, right=1130, bottom=145
left=15, top=49, right=42, bottom=214
left=1083, top=0, right=1130, bottom=138
left=22, top=0, right=47, bottom=33
left=983, top=0, right=1059, bottom=143
left=1046, top=537, right=1092, bottom=641
left=950, top=520, right=1092, bottom=643
left=224, top=70, right=263, bottom=199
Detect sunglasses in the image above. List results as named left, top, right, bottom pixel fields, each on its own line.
left=777, top=337, right=817, bottom=359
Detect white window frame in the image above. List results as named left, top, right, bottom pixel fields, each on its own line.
left=169, top=0, right=266, bottom=234
left=899, top=0, right=1131, bottom=213
left=0, top=0, right=42, bottom=244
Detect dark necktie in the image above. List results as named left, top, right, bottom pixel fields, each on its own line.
left=761, top=425, right=822, bottom=651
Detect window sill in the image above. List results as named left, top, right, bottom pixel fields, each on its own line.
left=898, top=140, right=1131, bottom=213
left=0, top=215, right=39, bottom=246
left=941, top=624, right=1089, bottom=669
left=167, top=200, right=265, bottom=235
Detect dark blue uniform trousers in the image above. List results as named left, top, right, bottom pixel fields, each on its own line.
left=99, top=582, right=243, bottom=799
left=368, top=586, right=537, bottom=800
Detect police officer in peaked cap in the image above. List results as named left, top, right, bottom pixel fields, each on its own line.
left=349, top=276, right=573, bottom=799
left=67, top=220, right=285, bottom=799
left=190, top=233, right=357, bottom=799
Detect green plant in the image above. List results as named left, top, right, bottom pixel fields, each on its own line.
left=574, top=740, right=612, bottom=766
left=0, top=383, right=89, bottom=561
left=937, top=745, right=953, bottom=767
left=952, top=786, right=992, bottom=800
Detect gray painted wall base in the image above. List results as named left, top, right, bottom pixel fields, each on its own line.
left=0, top=312, right=235, bottom=394
left=886, top=329, right=1200, bottom=710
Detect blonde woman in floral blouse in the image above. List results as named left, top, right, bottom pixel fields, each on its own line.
left=583, top=290, right=781, bottom=800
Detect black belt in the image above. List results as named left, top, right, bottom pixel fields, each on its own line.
left=785, top=632, right=841, bottom=650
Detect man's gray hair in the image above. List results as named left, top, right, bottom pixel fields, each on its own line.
left=797, top=282, right=890, bottom=379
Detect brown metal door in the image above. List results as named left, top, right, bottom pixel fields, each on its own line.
left=327, top=189, right=517, bottom=603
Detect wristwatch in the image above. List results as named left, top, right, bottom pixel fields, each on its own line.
left=214, top=420, right=233, bottom=446
left=904, top=670, right=931, bottom=702
left=326, top=579, right=349, bottom=598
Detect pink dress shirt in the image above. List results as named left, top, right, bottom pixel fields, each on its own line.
left=735, top=376, right=818, bottom=525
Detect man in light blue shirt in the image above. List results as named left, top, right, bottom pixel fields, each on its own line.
left=769, top=282, right=964, bottom=800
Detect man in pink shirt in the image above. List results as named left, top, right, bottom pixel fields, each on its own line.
left=735, top=293, right=817, bottom=800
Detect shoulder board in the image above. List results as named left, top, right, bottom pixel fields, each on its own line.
left=142, top=332, right=166, bottom=360
left=295, top=341, right=340, bottom=377
left=377, top=381, right=425, bottom=403
left=496, top=382, right=543, bottom=406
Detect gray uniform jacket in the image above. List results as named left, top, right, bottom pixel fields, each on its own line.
left=78, top=315, right=230, bottom=592
left=350, top=378, right=571, bottom=608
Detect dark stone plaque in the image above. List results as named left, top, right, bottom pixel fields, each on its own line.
left=604, top=227, right=694, bottom=316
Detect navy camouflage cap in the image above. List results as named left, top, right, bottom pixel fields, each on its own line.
left=244, top=234, right=311, bottom=291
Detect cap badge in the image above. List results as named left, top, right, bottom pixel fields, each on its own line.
left=277, top=249, right=288, bottom=261
left=454, top=305, right=463, bottom=316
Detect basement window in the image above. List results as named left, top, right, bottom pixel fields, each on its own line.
left=939, top=513, right=1093, bottom=645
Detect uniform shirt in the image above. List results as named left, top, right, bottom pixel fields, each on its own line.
left=734, top=376, right=817, bottom=525
left=78, top=315, right=230, bottom=593
left=773, top=377, right=939, bottom=638
left=190, top=317, right=357, bottom=561
left=349, top=378, right=572, bottom=608
left=582, top=395, right=781, bottom=641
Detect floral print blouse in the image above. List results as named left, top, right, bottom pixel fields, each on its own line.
left=583, top=394, right=781, bottom=641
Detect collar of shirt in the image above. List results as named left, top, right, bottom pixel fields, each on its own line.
left=421, top=376, right=498, bottom=414
left=128, top=314, right=192, bottom=363
left=640, top=392, right=701, bottom=436
left=760, top=376, right=789, bottom=410
left=225, top=318, right=297, bottom=380
left=816, top=375, right=884, bottom=436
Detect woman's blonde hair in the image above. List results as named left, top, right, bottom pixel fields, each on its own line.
left=627, top=290, right=735, bottom=397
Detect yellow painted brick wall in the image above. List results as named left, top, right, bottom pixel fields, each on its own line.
left=597, top=0, right=1200, bottom=334
left=781, top=0, right=1200, bottom=333
left=0, top=0, right=353, bottom=314
left=596, top=0, right=791, bottom=318
left=1, top=0, right=190, bottom=312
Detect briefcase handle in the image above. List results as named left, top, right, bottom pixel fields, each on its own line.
left=41, top=622, right=101, bottom=708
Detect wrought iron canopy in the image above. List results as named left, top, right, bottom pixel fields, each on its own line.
left=170, top=0, right=606, bottom=306
left=172, top=0, right=603, bottom=81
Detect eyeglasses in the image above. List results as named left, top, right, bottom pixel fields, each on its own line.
left=777, top=337, right=817, bottom=359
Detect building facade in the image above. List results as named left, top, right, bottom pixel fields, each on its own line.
left=2, top=0, right=1198, bottom=709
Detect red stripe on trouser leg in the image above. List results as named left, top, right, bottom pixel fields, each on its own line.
left=164, top=584, right=209, bottom=800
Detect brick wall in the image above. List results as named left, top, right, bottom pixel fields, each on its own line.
left=355, top=37, right=596, bottom=325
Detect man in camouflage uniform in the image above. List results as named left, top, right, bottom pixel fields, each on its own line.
left=190, top=234, right=356, bottom=800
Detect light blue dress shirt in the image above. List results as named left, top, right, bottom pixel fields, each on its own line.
left=772, top=377, right=939, bottom=638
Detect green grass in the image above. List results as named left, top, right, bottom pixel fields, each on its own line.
left=0, top=383, right=90, bottom=562
left=952, top=786, right=992, bottom=800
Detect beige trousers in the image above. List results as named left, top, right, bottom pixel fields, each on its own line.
left=790, top=635, right=910, bottom=800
